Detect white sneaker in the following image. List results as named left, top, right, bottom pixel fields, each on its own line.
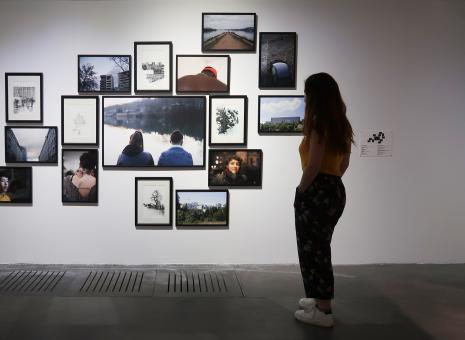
left=294, top=306, right=334, bottom=327
left=298, top=298, right=316, bottom=309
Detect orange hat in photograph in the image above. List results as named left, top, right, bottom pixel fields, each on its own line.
left=202, top=66, right=217, bottom=78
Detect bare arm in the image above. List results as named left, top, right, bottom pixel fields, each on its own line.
left=340, top=144, right=352, bottom=176
left=340, top=153, right=350, bottom=176
left=298, top=130, right=325, bottom=192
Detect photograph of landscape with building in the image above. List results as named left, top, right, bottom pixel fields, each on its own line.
left=62, top=149, right=98, bottom=203
left=103, top=96, right=205, bottom=167
left=202, top=13, right=256, bottom=52
left=134, top=42, right=172, bottom=92
left=259, top=96, right=304, bottom=134
left=5, top=127, right=57, bottom=163
left=176, top=190, right=229, bottom=227
left=5, top=73, right=43, bottom=123
left=135, top=177, right=172, bottom=226
left=78, top=55, right=131, bottom=93
left=259, top=32, right=296, bottom=88
left=0, top=167, right=32, bottom=204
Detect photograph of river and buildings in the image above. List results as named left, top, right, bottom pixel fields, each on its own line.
left=202, top=13, right=256, bottom=51
left=103, top=96, right=205, bottom=167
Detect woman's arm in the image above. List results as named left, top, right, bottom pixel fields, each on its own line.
left=298, top=130, right=325, bottom=192
left=340, top=152, right=351, bottom=176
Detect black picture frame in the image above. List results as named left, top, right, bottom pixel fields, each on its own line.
left=0, top=166, right=33, bottom=204
left=201, top=13, right=257, bottom=53
left=258, top=95, right=305, bottom=134
left=5, top=72, right=43, bottom=123
left=61, top=96, right=99, bottom=146
left=134, top=41, right=173, bottom=93
left=62, top=149, right=98, bottom=203
left=5, top=126, right=58, bottom=164
left=175, top=189, right=229, bottom=227
left=209, top=95, right=248, bottom=146
left=258, top=32, right=297, bottom=89
left=135, top=177, right=173, bottom=227
left=78, top=55, right=132, bottom=93
left=176, top=55, right=230, bottom=94
left=208, top=149, right=263, bottom=188
left=102, top=96, right=206, bottom=168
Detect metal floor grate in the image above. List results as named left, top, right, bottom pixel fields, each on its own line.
left=79, top=271, right=148, bottom=296
left=155, top=270, right=244, bottom=297
left=0, top=270, right=66, bottom=294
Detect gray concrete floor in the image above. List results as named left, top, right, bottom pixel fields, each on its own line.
left=0, top=264, right=464, bottom=340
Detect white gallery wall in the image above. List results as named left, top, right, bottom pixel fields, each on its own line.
left=1, top=0, right=464, bottom=265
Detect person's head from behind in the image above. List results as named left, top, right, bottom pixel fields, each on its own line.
left=304, top=72, right=353, bottom=153
left=75, top=168, right=84, bottom=178
left=80, top=152, right=97, bottom=173
left=129, top=130, right=144, bottom=149
left=226, top=155, right=242, bottom=174
left=201, top=66, right=217, bottom=79
left=0, top=174, right=9, bottom=194
left=170, top=130, right=184, bottom=146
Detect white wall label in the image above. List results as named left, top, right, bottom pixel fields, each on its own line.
left=359, top=130, right=393, bottom=157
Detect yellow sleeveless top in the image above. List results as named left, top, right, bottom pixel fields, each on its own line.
left=299, top=136, right=345, bottom=176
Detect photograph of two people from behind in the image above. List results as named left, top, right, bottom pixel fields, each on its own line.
left=117, top=130, right=193, bottom=167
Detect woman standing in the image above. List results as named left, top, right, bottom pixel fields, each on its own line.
left=294, top=73, right=354, bottom=327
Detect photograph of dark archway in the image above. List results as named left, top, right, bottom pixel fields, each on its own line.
left=259, top=32, right=297, bottom=88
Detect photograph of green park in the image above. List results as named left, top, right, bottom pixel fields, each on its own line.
left=176, top=190, right=229, bottom=226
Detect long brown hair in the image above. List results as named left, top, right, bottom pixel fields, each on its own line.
left=303, top=72, right=354, bottom=154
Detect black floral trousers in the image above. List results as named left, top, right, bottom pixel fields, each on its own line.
left=294, top=173, right=346, bottom=299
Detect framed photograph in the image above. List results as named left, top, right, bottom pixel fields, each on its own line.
left=202, top=13, right=257, bottom=52
left=209, top=96, right=247, bottom=146
left=259, top=32, right=297, bottom=89
left=0, top=167, right=32, bottom=204
left=134, top=42, right=172, bottom=93
left=5, top=126, right=58, bottom=164
left=176, top=55, right=230, bottom=93
left=135, top=177, right=173, bottom=226
left=61, top=96, right=99, bottom=146
left=102, top=96, right=206, bottom=168
left=258, top=95, right=305, bottom=134
left=5, top=73, right=43, bottom=123
left=62, top=149, right=98, bottom=203
left=208, top=149, right=262, bottom=187
left=78, top=55, right=131, bottom=93
left=176, top=190, right=229, bottom=227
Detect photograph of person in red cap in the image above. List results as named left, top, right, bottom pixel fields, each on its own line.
left=177, top=55, right=230, bottom=93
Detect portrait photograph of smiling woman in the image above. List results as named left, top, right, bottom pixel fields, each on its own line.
left=208, top=149, right=262, bottom=187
